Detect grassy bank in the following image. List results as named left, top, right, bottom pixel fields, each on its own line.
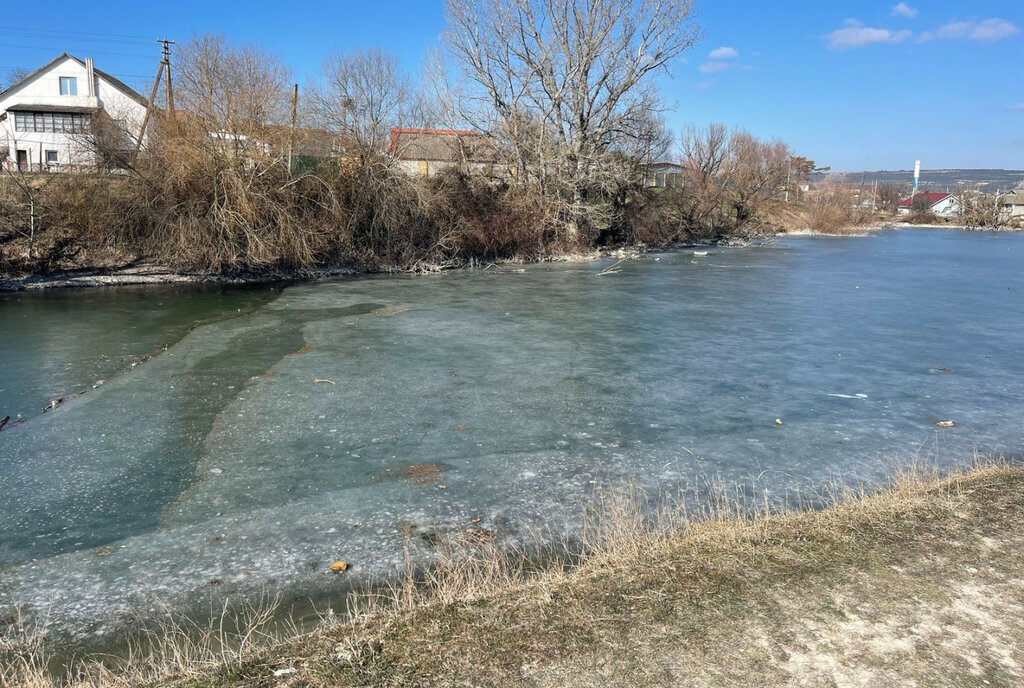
left=4, top=461, right=1023, bottom=687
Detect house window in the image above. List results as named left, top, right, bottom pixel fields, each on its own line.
left=45, top=150, right=58, bottom=165
left=13, top=111, right=88, bottom=133
left=59, top=76, right=78, bottom=95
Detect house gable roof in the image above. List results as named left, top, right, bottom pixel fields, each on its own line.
left=0, top=53, right=148, bottom=107
left=899, top=191, right=953, bottom=209
left=644, top=162, right=684, bottom=172
left=390, top=128, right=498, bottom=164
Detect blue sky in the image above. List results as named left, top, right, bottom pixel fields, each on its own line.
left=1, top=1, right=1021, bottom=170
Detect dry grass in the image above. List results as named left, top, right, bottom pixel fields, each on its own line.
left=801, top=185, right=874, bottom=233
left=1, top=596, right=284, bottom=688
left=4, top=460, right=1024, bottom=687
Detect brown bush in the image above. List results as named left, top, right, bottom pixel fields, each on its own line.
left=425, top=169, right=549, bottom=260
left=901, top=211, right=943, bottom=225
left=805, top=185, right=869, bottom=232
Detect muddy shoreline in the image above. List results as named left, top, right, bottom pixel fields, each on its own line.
left=0, top=251, right=617, bottom=293
left=0, top=238, right=796, bottom=293
left=7, top=224, right=1017, bottom=293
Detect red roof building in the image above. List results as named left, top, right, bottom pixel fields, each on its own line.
left=898, top=191, right=951, bottom=209
left=898, top=191, right=960, bottom=216
left=389, top=127, right=500, bottom=177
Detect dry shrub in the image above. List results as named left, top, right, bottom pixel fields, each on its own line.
left=805, top=184, right=868, bottom=232
left=615, top=188, right=684, bottom=246
left=336, top=162, right=437, bottom=270
left=0, top=175, right=138, bottom=275
left=117, top=131, right=341, bottom=272
left=425, top=169, right=548, bottom=260
left=901, top=210, right=943, bottom=225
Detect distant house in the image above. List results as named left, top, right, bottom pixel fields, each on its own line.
left=1001, top=188, right=1024, bottom=218
left=0, top=53, right=148, bottom=172
left=390, top=128, right=500, bottom=177
left=898, top=191, right=960, bottom=216
left=260, top=125, right=346, bottom=160
left=643, top=162, right=684, bottom=188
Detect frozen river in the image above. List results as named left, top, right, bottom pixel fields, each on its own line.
left=1, top=229, right=1023, bottom=645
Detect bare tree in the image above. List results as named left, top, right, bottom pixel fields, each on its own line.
left=2, top=165, right=57, bottom=260
left=957, top=189, right=1010, bottom=229
left=729, top=132, right=791, bottom=224
left=444, top=0, right=702, bottom=239
left=677, top=124, right=793, bottom=239
left=173, top=34, right=292, bottom=152
left=876, top=182, right=905, bottom=215
left=678, top=123, right=730, bottom=236
left=2, top=67, right=32, bottom=91
left=310, top=48, right=416, bottom=162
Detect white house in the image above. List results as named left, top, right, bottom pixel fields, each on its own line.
left=1001, top=188, right=1024, bottom=218
left=0, top=53, right=148, bottom=172
left=897, top=191, right=960, bottom=216
left=643, top=162, right=684, bottom=188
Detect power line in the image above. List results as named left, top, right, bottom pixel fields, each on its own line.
left=0, top=66, right=153, bottom=79
left=0, top=42, right=152, bottom=58
left=0, top=31, right=153, bottom=46
left=0, top=26, right=153, bottom=42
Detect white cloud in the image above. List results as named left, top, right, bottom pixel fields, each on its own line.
left=698, top=61, right=753, bottom=74
left=891, top=3, right=917, bottom=19
left=969, top=18, right=1020, bottom=43
left=1010, top=103, right=1024, bottom=111
left=699, top=61, right=731, bottom=73
left=708, top=46, right=738, bottom=59
left=918, top=18, right=1019, bottom=43
left=696, top=80, right=718, bottom=90
left=825, top=20, right=912, bottom=50
left=918, top=20, right=973, bottom=41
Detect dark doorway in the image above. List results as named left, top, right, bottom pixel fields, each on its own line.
left=16, top=149, right=28, bottom=172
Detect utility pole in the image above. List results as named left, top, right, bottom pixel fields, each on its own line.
left=161, top=38, right=175, bottom=112
left=287, top=83, right=298, bottom=175
left=133, top=38, right=175, bottom=162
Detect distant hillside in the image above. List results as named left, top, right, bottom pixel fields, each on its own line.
left=818, top=169, right=1024, bottom=193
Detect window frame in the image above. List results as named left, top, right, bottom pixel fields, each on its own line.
left=12, top=111, right=89, bottom=133
left=58, top=76, right=78, bottom=96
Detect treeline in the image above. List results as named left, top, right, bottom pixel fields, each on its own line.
left=1, top=0, right=827, bottom=277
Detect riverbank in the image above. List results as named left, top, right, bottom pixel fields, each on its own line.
left=5, top=461, right=1022, bottom=687
left=0, top=226, right=880, bottom=292
left=0, top=263, right=356, bottom=292
left=0, top=248, right=635, bottom=292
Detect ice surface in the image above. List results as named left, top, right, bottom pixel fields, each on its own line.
left=1, top=229, right=1023, bottom=645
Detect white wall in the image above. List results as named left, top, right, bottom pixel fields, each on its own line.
left=394, top=158, right=505, bottom=179
left=931, top=196, right=959, bottom=216
left=0, top=55, right=147, bottom=170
